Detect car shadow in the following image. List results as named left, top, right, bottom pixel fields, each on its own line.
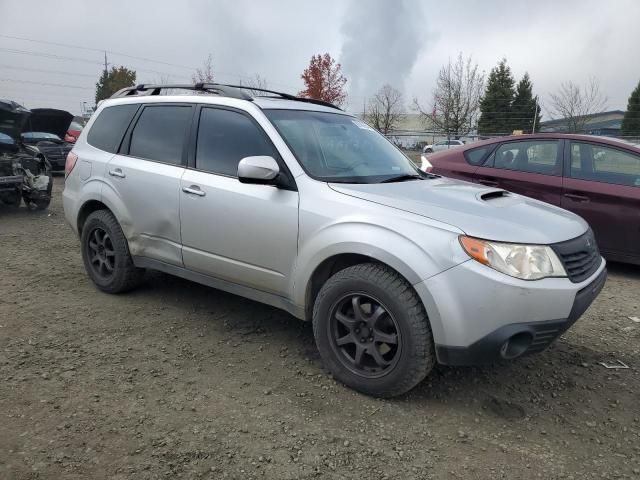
left=606, top=260, right=640, bottom=280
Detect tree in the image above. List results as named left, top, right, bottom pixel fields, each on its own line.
left=478, top=58, right=515, bottom=135
left=95, top=66, right=136, bottom=103
left=192, top=54, right=215, bottom=83
left=414, top=53, right=484, bottom=137
left=548, top=77, right=607, bottom=133
left=511, top=73, right=542, bottom=133
left=239, top=74, right=268, bottom=96
left=367, top=84, right=404, bottom=134
left=621, top=80, right=640, bottom=137
left=298, top=53, right=347, bottom=107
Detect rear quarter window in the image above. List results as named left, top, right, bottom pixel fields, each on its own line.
left=463, top=146, right=492, bottom=166
left=87, top=104, right=139, bottom=153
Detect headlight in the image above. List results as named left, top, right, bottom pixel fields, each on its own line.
left=459, top=236, right=566, bottom=280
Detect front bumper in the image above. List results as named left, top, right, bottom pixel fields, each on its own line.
left=414, top=257, right=606, bottom=366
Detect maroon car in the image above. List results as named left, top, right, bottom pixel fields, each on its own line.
left=421, top=134, right=640, bottom=265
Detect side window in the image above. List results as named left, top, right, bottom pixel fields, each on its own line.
left=87, top=104, right=138, bottom=153
left=570, top=142, right=640, bottom=187
left=195, top=108, right=277, bottom=176
left=493, top=140, right=560, bottom=176
left=129, top=105, right=192, bottom=164
left=464, top=146, right=491, bottom=166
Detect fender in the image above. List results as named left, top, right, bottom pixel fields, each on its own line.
left=291, top=220, right=464, bottom=308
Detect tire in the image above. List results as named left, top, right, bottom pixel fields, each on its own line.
left=425, top=148, right=433, bottom=154
left=80, top=210, right=145, bottom=293
left=30, top=198, right=51, bottom=211
left=312, top=263, right=435, bottom=397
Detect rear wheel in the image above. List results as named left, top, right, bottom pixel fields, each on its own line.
left=81, top=210, right=145, bottom=293
left=312, top=263, right=435, bottom=397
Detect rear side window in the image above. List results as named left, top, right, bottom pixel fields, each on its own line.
left=464, top=146, right=492, bottom=165
left=195, top=107, right=277, bottom=176
left=129, top=105, right=192, bottom=165
left=87, top=104, right=138, bottom=153
left=570, top=142, right=640, bottom=187
left=493, top=140, right=561, bottom=176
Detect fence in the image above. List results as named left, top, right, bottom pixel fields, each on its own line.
left=384, top=130, right=640, bottom=152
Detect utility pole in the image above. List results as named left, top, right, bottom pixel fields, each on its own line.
left=532, top=100, right=539, bottom=133
left=104, top=51, right=108, bottom=75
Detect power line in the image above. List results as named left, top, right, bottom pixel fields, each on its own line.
left=0, top=64, right=98, bottom=78
left=0, top=34, right=198, bottom=71
left=0, top=77, right=93, bottom=90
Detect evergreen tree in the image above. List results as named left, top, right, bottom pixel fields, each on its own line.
left=478, top=59, right=515, bottom=135
left=95, top=66, right=136, bottom=104
left=511, top=73, right=542, bottom=133
left=621, top=80, right=640, bottom=137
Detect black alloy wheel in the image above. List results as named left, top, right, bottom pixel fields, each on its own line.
left=329, top=293, right=401, bottom=378
left=86, top=227, right=116, bottom=279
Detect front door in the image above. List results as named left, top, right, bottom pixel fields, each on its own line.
left=474, top=139, right=564, bottom=206
left=179, top=106, right=299, bottom=295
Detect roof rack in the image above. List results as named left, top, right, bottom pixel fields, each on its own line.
left=110, top=83, right=342, bottom=110
left=111, top=83, right=252, bottom=100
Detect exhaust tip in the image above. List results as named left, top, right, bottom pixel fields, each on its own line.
left=500, top=332, right=533, bottom=359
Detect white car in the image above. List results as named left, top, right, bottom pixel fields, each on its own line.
left=423, top=139, right=465, bottom=154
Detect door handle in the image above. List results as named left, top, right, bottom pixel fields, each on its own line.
left=108, top=168, right=126, bottom=178
left=182, top=185, right=206, bottom=197
left=563, top=193, right=589, bottom=202
left=478, top=179, right=498, bottom=187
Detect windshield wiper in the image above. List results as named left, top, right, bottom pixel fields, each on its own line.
left=380, top=174, right=424, bottom=183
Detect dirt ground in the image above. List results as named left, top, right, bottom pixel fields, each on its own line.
left=1, top=177, right=639, bottom=480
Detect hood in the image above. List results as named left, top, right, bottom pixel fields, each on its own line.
left=0, top=99, right=31, bottom=141
left=26, top=108, right=74, bottom=139
left=329, top=177, right=588, bottom=245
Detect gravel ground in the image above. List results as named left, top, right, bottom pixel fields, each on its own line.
left=1, top=177, right=639, bottom=479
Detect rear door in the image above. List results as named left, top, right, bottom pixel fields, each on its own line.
left=105, top=103, right=193, bottom=267
left=562, top=141, right=640, bottom=261
left=473, top=139, right=564, bottom=206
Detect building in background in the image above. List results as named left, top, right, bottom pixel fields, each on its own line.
left=539, top=110, right=624, bottom=136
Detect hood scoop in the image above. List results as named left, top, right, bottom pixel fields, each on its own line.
left=479, top=189, right=510, bottom=201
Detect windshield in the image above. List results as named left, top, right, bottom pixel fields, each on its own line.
left=0, top=132, right=15, bottom=144
left=264, top=109, right=420, bottom=183
left=22, top=132, right=62, bottom=141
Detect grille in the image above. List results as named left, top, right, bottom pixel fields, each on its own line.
left=551, top=230, right=601, bottom=283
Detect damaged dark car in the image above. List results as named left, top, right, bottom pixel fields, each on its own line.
left=21, top=108, right=75, bottom=173
left=0, top=100, right=53, bottom=210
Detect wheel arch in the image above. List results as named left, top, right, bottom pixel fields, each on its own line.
left=301, top=250, right=426, bottom=322
left=77, top=199, right=111, bottom=234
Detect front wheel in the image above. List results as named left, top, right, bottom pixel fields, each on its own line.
left=312, top=263, right=435, bottom=397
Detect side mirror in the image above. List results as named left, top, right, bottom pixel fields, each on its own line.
left=237, top=156, right=280, bottom=185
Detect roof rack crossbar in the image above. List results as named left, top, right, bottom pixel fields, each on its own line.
left=110, top=83, right=342, bottom=110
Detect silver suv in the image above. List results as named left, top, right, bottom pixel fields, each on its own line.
left=63, top=83, right=606, bottom=397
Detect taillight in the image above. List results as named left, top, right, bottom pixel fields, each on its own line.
left=65, top=151, right=78, bottom=178
left=420, top=155, right=433, bottom=173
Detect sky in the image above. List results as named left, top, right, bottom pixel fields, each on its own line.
left=1, top=0, right=639, bottom=119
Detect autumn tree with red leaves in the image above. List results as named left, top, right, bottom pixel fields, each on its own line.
left=298, top=53, right=347, bottom=107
